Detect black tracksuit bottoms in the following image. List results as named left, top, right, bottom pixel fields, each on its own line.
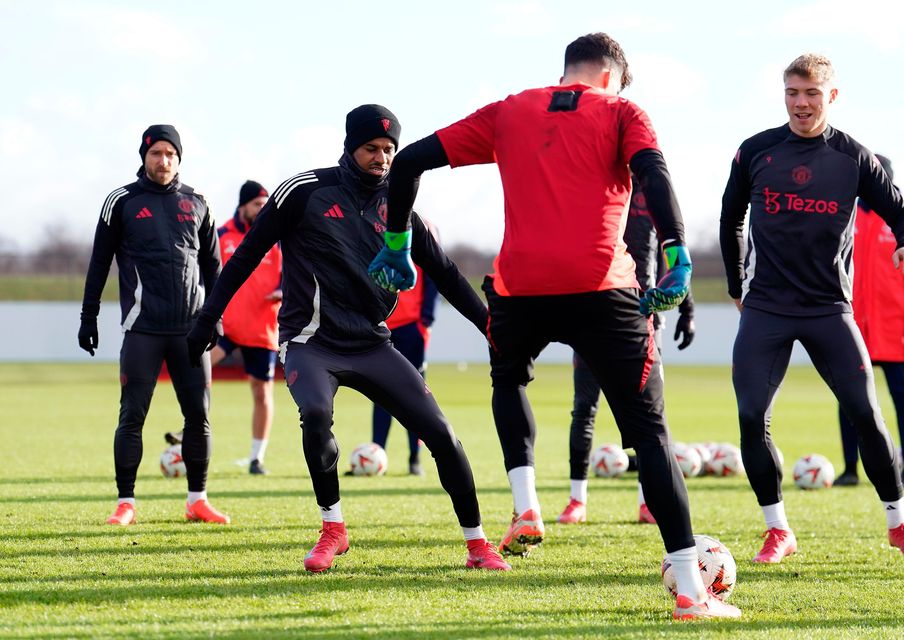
left=732, top=307, right=903, bottom=505
left=115, top=331, right=212, bottom=498
left=283, top=340, right=480, bottom=528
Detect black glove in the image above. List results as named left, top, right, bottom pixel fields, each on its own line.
left=186, top=319, right=219, bottom=367
left=78, top=318, right=98, bottom=356
left=673, top=312, right=695, bottom=350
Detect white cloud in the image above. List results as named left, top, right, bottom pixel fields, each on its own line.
left=490, top=2, right=556, bottom=36
left=53, top=3, right=207, bottom=61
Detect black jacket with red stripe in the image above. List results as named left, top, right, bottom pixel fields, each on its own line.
left=196, top=154, right=487, bottom=352
left=81, top=170, right=221, bottom=335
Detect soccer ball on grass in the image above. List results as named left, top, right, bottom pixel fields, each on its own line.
left=589, top=444, right=630, bottom=478
left=662, top=534, right=737, bottom=601
left=349, top=443, right=388, bottom=476
left=160, top=444, right=186, bottom=478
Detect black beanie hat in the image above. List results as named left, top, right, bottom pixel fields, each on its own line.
left=344, top=104, right=401, bottom=152
left=876, top=154, right=894, bottom=182
left=239, top=180, right=269, bottom=207
left=139, top=124, right=182, bottom=161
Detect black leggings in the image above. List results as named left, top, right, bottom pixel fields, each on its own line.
left=733, top=308, right=902, bottom=505
left=484, top=282, right=693, bottom=552
left=283, top=341, right=480, bottom=528
left=115, top=331, right=212, bottom=498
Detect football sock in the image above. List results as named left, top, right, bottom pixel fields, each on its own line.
left=320, top=500, right=343, bottom=523
left=637, top=482, right=645, bottom=506
left=570, top=479, right=588, bottom=503
left=667, top=546, right=707, bottom=602
left=461, top=525, right=486, bottom=541
left=187, top=491, right=207, bottom=505
left=118, top=498, right=136, bottom=506
left=883, top=498, right=904, bottom=528
left=762, top=501, right=790, bottom=530
left=251, top=438, right=268, bottom=463
left=508, top=466, right=541, bottom=515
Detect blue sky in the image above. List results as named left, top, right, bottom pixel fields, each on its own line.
left=2, top=0, right=903, bottom=252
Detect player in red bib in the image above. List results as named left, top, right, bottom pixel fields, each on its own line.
left=369, top=33, right=738, bottom=620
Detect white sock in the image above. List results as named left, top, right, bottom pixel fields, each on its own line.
left=320, top=500, right=343, bottom=523
left=570, top=479, right=588, bottom=503
left=762, top=501, right=790, bottom=530
left=462, top=525, right=486, bottom=541
left=637, top=482, right=645, bottom=506
left=187, top=491, right=207, bottom=505
left=251, top=438, right=268, bottom=463
left=668, top=546, right=707, bottom=601
left=883, top=498, right=904, bottom=528
left=508, top=466, right=541, bottom=515
left=118, top=497, right=135, bottom=506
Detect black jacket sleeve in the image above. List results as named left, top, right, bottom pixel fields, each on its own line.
left=719, top=148, right=751, bottom=299
left=386, top=134, right=450, bottom=233
left=628, top=149, right=685, bottom=247
left=410, top=212, right=487, bottom=335
left=80, top=201, right=123, bottom=321
left=196, top=197, right=222, bottom=293
left=858, top=154, right=904, bottom=248
left=196, top=195, right=299, bottom=328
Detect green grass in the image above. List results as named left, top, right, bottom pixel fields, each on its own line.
left=0, top=275, right=728, bottom=303
left=0, top=275, right=118, bottom=301
left=1, top=363, right=902, bottom=638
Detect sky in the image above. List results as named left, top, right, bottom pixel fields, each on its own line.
left=2, top=0, right=904, bottom=253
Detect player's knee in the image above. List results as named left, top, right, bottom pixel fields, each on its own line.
left=300, top=403, right=333, bottom=433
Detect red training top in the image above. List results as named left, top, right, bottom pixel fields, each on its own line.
left=218, top=213, right=282, bottom=350
left=852, top=204, right=904, bottom=361
left=435, top=83, right=658, bottom=296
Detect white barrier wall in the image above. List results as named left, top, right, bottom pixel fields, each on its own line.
left=0, top=301, right=817, bottom=366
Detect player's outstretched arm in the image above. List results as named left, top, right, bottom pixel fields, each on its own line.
left=629, top=149, right=692, bottom=315
left=188, top=198, right=284, bottom=366
left=370, top=135, right=450, bottom=292
left=79, top=197, right=124, bottom=356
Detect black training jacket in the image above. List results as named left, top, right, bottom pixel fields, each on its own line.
left=720, top=124, right=904, bottom=316
left=81, top=170, right=221, bottom=334
left=196, top=154, right=487, bottom=353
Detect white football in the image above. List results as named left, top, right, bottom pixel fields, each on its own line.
left=793, top=453, right=834, bottom=489
left=706, top=443, right=745, bottom=477
left=673, top=442, right=703, bottom=478
left=589, top=444, right=630, bottom=478
left=349, top=442, right=388, bottom=476
left=662, top=534, right=737, bottom=601
left=688, top=443, right=713, bottom=475
left=160, top=444, right=186, bottom=478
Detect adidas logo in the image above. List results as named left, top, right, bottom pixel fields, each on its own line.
left=323, top=204, right=344, bottom=219
left=135, top=207, right=153, bottom=219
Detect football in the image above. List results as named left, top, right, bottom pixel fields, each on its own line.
left=349, top=442, right=388, bottom=476
left=706, top=443, right=745, bottom=477
left=673, top=442, right=703, bottom=478
left=793, top=453, right=835, bottom=489
left=662, top=534, right=737, bottom=601
left=160, top=444, right=186, bottom=478
left=688, top=442, right=713, bottom=476
left=589, top=444, right=630, bottom=478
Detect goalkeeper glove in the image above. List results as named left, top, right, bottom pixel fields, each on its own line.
left=640, top=244, right=692, bottom=316
left=368, top=230, right=417, bottom=293
left=673, top=311, right=695, bottom=350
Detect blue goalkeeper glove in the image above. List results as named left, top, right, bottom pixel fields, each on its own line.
left=639, top=243, right=692, bottom=316
left=368, top=230, right=417, bottom=293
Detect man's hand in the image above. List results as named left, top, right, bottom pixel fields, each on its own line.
left=186, top=319, right=219, bottom=367
left=639, top=244, right=692, bottom=316
left=674, top=312, right=695, bottom=350
left=265, top=289, right=283, bottom=302
left=732, top=298, right=743, bottom=312
left=77, top=318, right=98, bottom=357
left=368, top=230, right=417, bottom=292
left=893, top=246, right=904, bottom=273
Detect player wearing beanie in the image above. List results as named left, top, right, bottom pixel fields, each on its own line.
left=187, top=104, right=510, bottom=573
left=79, top=124, right=230, bottom=526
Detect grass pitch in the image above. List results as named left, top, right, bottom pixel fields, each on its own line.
left=1, top=362, right=902, bottom=639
